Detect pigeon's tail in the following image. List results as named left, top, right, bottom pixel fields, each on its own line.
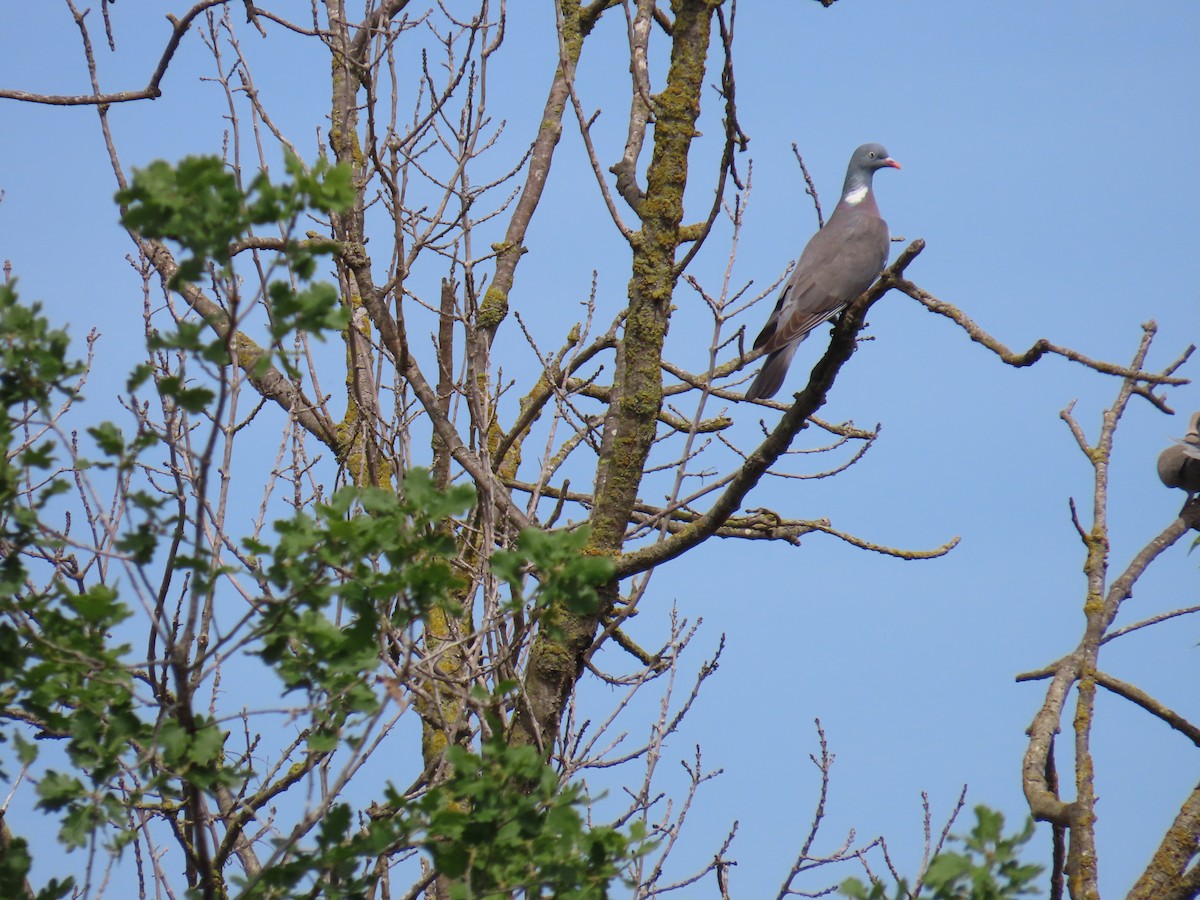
left=744, top=343, right=799, bottom=401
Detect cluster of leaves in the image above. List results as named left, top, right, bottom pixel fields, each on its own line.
left=0, top=284, right=240, bottom=896
left=248, top=471, right=477, bottom=749
left=118, top=152, right=355, bottom=413
left=245, top=724, right=640, bottom=899
left=0, top=283, right=88, bottom=899
left=116, top=150, right=351, bottom=289
left=492, top=525, right=616, bottom=622
left=0, top=236, right=637, bottom=895
left=840, top=805, right=1044, bottom=900
left=418, top=728, right=639, bottom=899
left=0, top=283, right=81, bottom=562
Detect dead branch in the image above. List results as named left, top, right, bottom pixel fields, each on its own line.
left=896, top=279, right=1192, bottom=407
left=3, top=0, right=231, bottom=106
left=1093, top=670, right=1200, bottom=748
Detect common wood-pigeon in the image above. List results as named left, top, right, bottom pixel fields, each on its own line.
left=744, top=143, right=900, bottom=401
left=1158, top=411, right=1200, bottom=499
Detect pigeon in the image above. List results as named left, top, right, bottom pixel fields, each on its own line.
left=745, top=143, right=900, bottom=401
left=1157, top=411, right=1200, bottom=500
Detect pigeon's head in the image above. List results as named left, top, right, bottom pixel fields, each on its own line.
left=853, top=143, right=901, bottom=174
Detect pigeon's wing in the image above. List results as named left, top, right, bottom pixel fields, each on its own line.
left=1173, top=438, right=1200, bottom=460
left=750, top=276, right=791, bottom=351
left=757, top=211, right=889, bottom=355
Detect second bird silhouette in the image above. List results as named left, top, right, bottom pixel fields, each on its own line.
left=744, top=143, right=900, bottom=401
left=1158, top=411, right=1200, bottom=501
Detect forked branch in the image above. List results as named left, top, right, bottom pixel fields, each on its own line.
left=3, top=0, right=232, bottom=106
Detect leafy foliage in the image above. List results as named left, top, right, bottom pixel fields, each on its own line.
left=922, top=806, right=1043, bottom=899
left=118, top=153, right=354, bottom=393
left=0, top=284, right=141, bottom=873
left=492, top=525, right=616, bottom=619
left=239, top=725, right=641, bottom=899
left=247, top=472, right=478, bottom=745
left=0, top=831, right=73, bottom=900
left=418, top=729, right=641, bottom=899
left=0, top=282, right=82, bottom=566
left=116, top=151, right=352, bottom=286
left=840, top=805, right=1043, bottom=900
left=1, top=154, right=641, bottom=897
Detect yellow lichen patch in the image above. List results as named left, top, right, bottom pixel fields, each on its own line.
left=334, top=293, right=394, bottom=489
left=478, top=284, right=510, bottom=331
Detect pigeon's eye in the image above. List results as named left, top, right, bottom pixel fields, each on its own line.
left=868, top=151, right=877, bottom=158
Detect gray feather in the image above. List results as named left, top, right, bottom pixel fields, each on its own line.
left=746, top=143, right=899, bottom=401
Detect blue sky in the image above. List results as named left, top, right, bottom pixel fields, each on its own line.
left=2, top=1, right=1199, bottom=896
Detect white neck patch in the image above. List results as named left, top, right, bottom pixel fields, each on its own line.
left=843, top=185, right=868, bottom=205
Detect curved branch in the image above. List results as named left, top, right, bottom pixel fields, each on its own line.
left=1102, top=603, right=1200, bottom=644
left=615, top=240, right=926, bottom=579
left=897, top=278, right=1193, bottom=399
left=1021, top=655, right=1082, bottom=827
left=476, top=1, right=609, bottom=344
left=1093, top=670, right=1200, bottom=748
left=608, top=0, right=654, bottom=214
left=1100, top=513, right=1194, bottom=627
left=672, top=1, right=747, bottom=277
left=140, top=240, right=340, bottom=448
left=491, top=327, right=619, bottom=470
left=229, top=235, right=340, bottom=257
left=349, top=0, right=414, bottom=67
left=505, top=478, right=823, bottom=544
left=802, top=520, right=959, bottom=560
left=562, top=1, right=635, bottom=238
left=1019, top=377, right=1200, bottom=863
left=2, top=0, right=230, bottom=106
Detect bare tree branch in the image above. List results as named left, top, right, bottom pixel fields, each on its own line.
left=2, top=0, right=231, bottom=106
left=896, top=278, right=1192, bottom=403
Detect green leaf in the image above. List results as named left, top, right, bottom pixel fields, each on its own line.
left=86, top=422, right=125, bottom=457
left=67, top=584, right=127, bottom=626
left=0, top=282, right=82, bottom=411
left=925, top=851, right=972, bottom=885
left=924, top=805, right=1044, bottom=900
left=267, top=280, right=349, bottom=340
left=188, top=721, right=226, bottom=767
left=416, top=726, right=643, bottom=896
left=115, top=523, right=159, bottom=565
left=14, top=732, right=38, bottom=767
left=35, top=771, right=86, bottom=811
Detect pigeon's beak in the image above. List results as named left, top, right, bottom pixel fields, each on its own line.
left=883, top=158, right=902, bottom=170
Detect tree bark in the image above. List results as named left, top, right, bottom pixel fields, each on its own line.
left=509, top=0, right=719, bottom=753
